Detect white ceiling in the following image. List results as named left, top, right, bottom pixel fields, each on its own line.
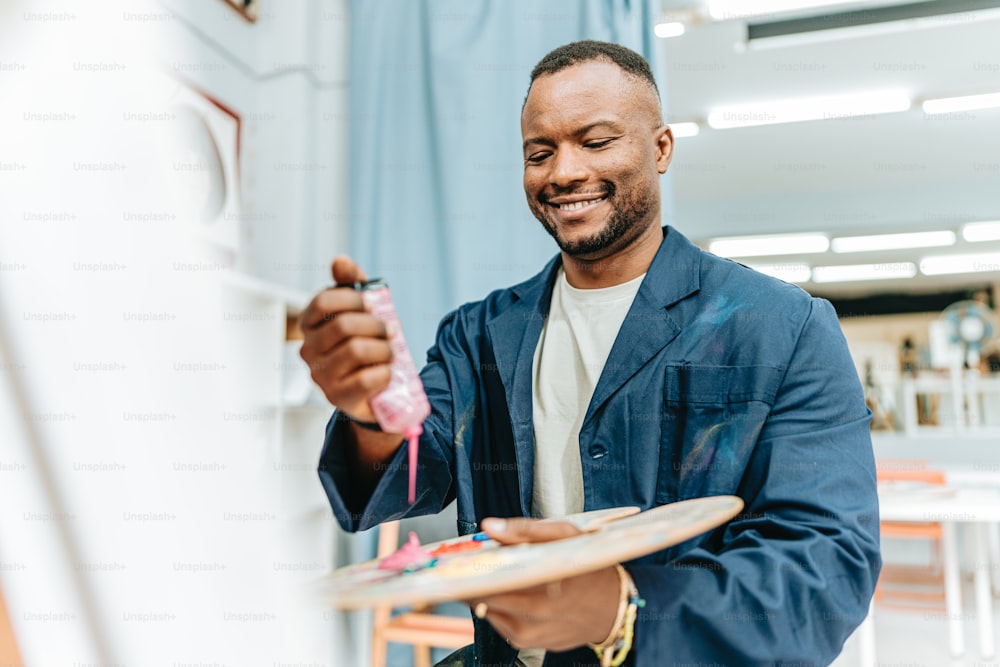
left=657, top=0, right=1000, bottom=297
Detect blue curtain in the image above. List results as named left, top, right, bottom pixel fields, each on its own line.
left=348, top=0, right=666, bottom=357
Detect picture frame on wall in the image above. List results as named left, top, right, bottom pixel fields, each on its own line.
left=167, top=80, right=243, bottom=254
left=222, top=0, right=259, bottom=23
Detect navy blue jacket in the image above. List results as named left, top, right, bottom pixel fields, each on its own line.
left=319, top=227, right=881, bottom=666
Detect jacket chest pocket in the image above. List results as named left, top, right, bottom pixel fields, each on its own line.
left=656, top=364, right=783, bottom=504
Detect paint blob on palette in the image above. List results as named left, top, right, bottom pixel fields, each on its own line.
left=320, top=528, right=503, bottom=594
left=319, top=496, right=744, bottom=610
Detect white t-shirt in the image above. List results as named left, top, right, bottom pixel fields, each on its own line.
left=517, top=266, right=644, bottom=667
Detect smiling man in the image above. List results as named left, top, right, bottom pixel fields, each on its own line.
left=304, top=41, right=881, bottom=667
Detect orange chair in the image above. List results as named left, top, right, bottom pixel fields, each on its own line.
left=875, top=461, right=948, bottom=609
left=370, top=520, right=474, bottom=667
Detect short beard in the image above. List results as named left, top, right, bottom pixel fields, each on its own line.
left=534, top=181, right=657, bottom=259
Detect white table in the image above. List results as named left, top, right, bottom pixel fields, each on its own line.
left=877, top=486, right=1000, bottom=658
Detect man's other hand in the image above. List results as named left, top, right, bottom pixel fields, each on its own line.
left=467, top=517, right=622, bottom=652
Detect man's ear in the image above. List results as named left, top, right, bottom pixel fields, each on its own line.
left=655, top=125, right=674, bottom=174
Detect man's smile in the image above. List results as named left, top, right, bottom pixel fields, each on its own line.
left=553, top=196, right=607, bottom=211
left=542, top=190, right=611, bottom=220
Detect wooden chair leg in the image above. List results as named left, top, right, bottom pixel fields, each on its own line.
left=372, top=521, right=400, bottom=667
left=414, top=643, right=432, bottom=667
left=371, top=628, right=387, bottom=667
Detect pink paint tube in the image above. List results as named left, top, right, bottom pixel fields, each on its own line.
left=358, top=279, right=430, bottom=504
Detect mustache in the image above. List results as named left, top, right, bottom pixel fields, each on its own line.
left=539, top=183, right=614, bottom=204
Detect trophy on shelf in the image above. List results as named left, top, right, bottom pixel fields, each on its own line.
left=863, top=359, right=896, bottom=431
left=899, top=336, right=939, bottom=426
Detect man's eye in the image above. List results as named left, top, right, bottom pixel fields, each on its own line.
left=526, top=152, right=550, bottom=164
left=585, top=139, right=612, bottom=149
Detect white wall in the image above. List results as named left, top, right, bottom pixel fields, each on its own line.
left=0, top=1, right=356, bottom=665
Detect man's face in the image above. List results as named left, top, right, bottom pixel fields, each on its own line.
left=521, top=60, right=672, bottom=261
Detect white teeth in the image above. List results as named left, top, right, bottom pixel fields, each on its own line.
left=558, top=197, right=604, bottom=211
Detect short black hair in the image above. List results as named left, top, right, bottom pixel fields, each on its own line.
left=527, top=40, right=660, bottom=103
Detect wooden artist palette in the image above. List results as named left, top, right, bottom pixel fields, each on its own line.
left=320, top=496, right=744, bottom=610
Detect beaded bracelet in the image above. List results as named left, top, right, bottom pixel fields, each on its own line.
left=591, top=565, right=644, bottom=667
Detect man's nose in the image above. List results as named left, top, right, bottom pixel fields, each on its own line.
left=549, top=147, right=589, bottom=188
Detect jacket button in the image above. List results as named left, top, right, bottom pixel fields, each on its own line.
left=589, top=444, right=607, bottom=459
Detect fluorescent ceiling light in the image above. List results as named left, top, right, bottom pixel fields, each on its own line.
left=963, top=221, right=1000, bottom=243
left=709, top=234, right=829, bottom=258
left=923, top=92, right=1000, bottom=115
left=708, top=0, right=860, bottom=20
left=668, top=122, right=700, bottom=138
left=813, top=262, right=916, bottom=283
left=831, top=230, right=956, bottom=253
left=745, top=1, right=1000, bottom=50
left=707, top=91, right=911, bottom=129
left=920, top=252, right=1000, bottom=276
left=746, top=263, right=811, bottom=283
left=654, top=22, right=686, bottom=38
left=747, top=20, right=937, bottom=49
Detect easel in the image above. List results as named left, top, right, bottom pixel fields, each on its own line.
left=0, top=581, right=23, bottom=666
left=0, top=292, right=113, bottom=665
